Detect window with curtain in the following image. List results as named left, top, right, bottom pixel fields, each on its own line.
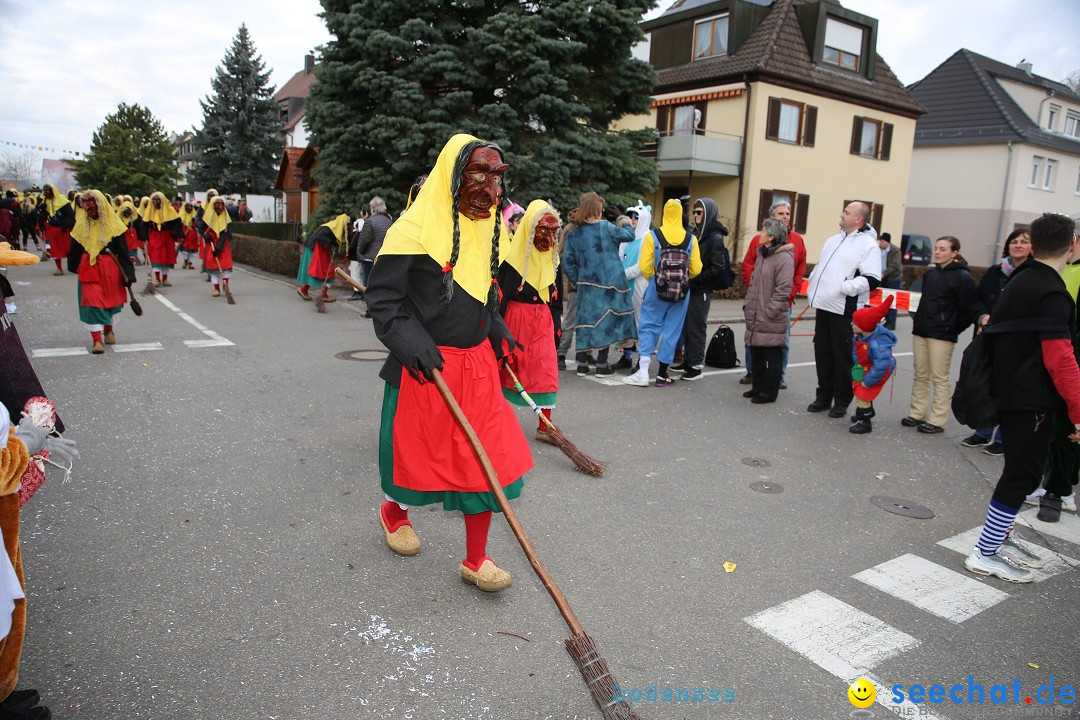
left=824, top=18, right=864, bottom=71
left=693, top=15, right=729, bottom=61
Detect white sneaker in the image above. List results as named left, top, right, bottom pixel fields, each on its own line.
left=999, top=534, right=1048, bottom=569
left=1023, top=488, right=1046, bottom=506
left=1063, top=494, right=1076, bottom=513
left=4, top=303, right=15, bottom=315
left=964, top=548, right=1035, bottom=583
left=622, top=369, right=650, bottom=387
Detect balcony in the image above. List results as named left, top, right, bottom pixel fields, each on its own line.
left=653, top=129, right=742, bottom=177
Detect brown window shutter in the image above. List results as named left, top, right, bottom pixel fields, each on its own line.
left=766, top=98, right=781, bottom=141
left=872, top=204, right=884, bottom=230
left=880, top=123, right=893, bottom=160
left=656, top=106, right=670, bottom=134
left=795, top=194, right=810, bottom=234
left=803, top=106, right=817, bottom=147
left=757, top=189, right=772, bottom=231
left=850, top=117, right=862, bottom=155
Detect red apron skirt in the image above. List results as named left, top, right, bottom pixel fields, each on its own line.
left=125, top=226, right=142, bottom=253
left=392, top=342, right=533, bottom=493
left=181, top=226, right=200, bottom=251
left=45, top=225, right=70, bottom=258
left=203, top=232, right=233, bottom=272
left=499, top=300, right=558, bottom=403
left=307, top=243, right=336, bottom=281
left=148, top=227, right=178, bottom=266
left=78, top=253, right=127, bottom=309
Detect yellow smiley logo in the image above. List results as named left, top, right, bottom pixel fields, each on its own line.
left=848, top=678, right=876, bottom=708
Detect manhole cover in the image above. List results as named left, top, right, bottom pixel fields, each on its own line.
left=750, top=481, right=783, bottom=494
left=334, top=349, right=389, bottom=362
left=870, top=496, right=934, bottom=519
left=741, top=457, right=772, bottom=468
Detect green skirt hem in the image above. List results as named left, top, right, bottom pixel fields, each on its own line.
left=502, top=388, right=556, bottom=407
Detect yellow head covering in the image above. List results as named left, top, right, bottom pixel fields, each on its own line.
left=70, top=190, right=128, bottom=266
left=118, top=201, right=138, bottom=227
left=43, top=183, right=70, bottom=217
left=379, top=133, right=509, bottom=306
left=319, top=213, right=350, bottom=251
left=137, top=196, right=151, bottom=221
left=178, top=202, right=198, bottom=228
left=145, top=191, right=180, bottom=227
left=203, top=197, right=231, bottom=235
left=658, top=199, right=688, bottom=246
left=505, top=200, right=559, bottom=303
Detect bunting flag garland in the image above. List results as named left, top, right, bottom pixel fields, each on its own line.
left=1, top=139, right=87, bottom=156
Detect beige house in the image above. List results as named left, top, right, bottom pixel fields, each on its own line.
left=617, top=0, right=924, bottom=262
left=905, top=50, right=1080, bottom=266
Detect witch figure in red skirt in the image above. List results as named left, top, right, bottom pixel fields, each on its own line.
left=67, top=190, right=137, bottom=354
left=365, top=133, right=532, bottom=593
left=177, top=200, right=201, bottom=270
left=40, top=184, right=74, bottom=276
left=496, top=200, right=562, bottom=443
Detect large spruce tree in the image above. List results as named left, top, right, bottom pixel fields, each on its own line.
left=307, top=1, right=658, bottom=218
left=72, top=103, right=180, bottom=197
left=191, top=24, right=281, bottom=195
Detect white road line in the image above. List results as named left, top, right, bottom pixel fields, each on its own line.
left=1016, top=508, right=1080, bottom=547
left=852, top=553, right=1009, bottom=623
left=937, top=527, right=1079, bottom=583
left=744, top=590, right=919, bottom=680
left=31, top=347, right=89, bottom=358
left=112, top=342, right=164, bottom=353
left=153, top=294, right=234, bottom=347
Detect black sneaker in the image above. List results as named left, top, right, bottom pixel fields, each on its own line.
left=612, top=355, right=633, bottom=371
left=827, top=405, right=848, bottom=418
left=681, top=367, right=702, bottom=381
left=669, top=362, right=686, bottom=374
left=849, top=419, right=872, bottom=434
left=742, top=389, right=759, bottom=398
left=738, top=373, right=753, bottom=385
left=1038, top=493, right=1063, bottom=523
left=900, top=416, right=922, bottom=427
left=917, top=422, right=944, bottom=434
left=982, top=442, right=1004, bottom=456
left=576, top=364, right=590, bottom=376
left=595, top=364, right=614, bottom=377
left=779, top=379, right=787, bottom=390
left=557, top=356, right=567, bottom=371
left=961, top=433, right=991, bottom=447
left=807, top=399, right=830, bottom=413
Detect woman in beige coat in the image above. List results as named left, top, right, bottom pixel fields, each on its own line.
left=743, top=217, right=794, bottom=403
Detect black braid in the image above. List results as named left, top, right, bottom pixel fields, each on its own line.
left=442, top=197, right=461, bottom=304
left=486, top=214, right=501, bottom=313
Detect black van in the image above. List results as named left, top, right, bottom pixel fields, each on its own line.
left=901, top=234, right=932, bottom=265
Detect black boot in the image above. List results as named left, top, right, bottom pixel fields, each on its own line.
left=849, top=407, right=873, bottom=434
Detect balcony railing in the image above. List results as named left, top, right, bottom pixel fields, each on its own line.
left=646, top=129, right=743, bottom=176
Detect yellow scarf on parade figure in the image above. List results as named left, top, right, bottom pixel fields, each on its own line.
left=505, top=199, right=559, bottom=303
left=320, top=213, right=350, bottom=252
left=117, top=201, right=137, bottom=226
left=200, top=190, right=220, bottom=224
left=137, top=197, right=150, bottom=221
left=43, top=183, right=70, bottom=217
left=178, top=203, right=197, bottom=227
left=203, top=201, right=231, bottom=235
left=378, top=133, right=509, bottom=304
left=71, top=189, right=128, bottom=266
left=145, top=191, right=180, bottom=228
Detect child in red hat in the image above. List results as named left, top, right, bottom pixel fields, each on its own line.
left=850, top=296, right=897, bottom=434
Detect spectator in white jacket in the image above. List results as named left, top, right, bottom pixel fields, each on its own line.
left=805, top=201, right=881, bottom=417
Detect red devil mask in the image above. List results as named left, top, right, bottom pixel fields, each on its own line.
left=458, top=146, right=508, bottom=220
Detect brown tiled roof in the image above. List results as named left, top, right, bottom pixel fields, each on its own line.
left=653, top=0, right=924, bottom=118
left=274, top=147, right=306, bottom=191
left=274, top=67, right=317, bottom=103
left=284, top=107, right=306, bottom=132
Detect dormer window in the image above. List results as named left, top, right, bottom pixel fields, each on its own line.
left=824, top=17, right=864, bottom=72
left=693, top=14, right=729, bottom=61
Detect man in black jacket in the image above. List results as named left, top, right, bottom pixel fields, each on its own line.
left=676, top=198, right=729, bottom=381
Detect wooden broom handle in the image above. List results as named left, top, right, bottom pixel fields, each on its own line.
left=334, top=267, right=367, bottom=294
left=430, top=368, right=584, bottom=637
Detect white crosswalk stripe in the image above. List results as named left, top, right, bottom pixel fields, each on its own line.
left=852, top=553, right=1010, bottom=622
left=1016, top=508, right=1080, bottom=546
left=936, top=527, right=1079, bottom=583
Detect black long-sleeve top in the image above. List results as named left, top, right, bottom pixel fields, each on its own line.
left=496, top=262, right=555, bottom=316
left=365, top=253, right=514, bottom=387
left=46, top=203, right=75, bottom=232
left=67, top=233, right=137, bottom=283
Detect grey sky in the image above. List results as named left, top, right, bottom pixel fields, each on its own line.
left=3, top=0, right=1079, bottom=164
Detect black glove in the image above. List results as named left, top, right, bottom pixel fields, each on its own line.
left=409, top=344, right=444, bottom=382
left=488, top=321, right=521, bottom=361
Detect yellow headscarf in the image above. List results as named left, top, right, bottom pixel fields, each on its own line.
left=145, top=191, right=180, bottom=228
left=203, top=197, right=231, bottom=235
left=71, top=190, right=128, bottom=266
left=658, top=199, right=688, bottom=245
left=137, top=197, right=151, bottom=221
left=319, top=213, right=350, bottom=251
left=43, top=183, right=70, bottom=217
left=200, top=190, right=220, bottom=226
left=178, top=202, right=198, bottom=228
left=117, top=202, right=138, bottom=227
left=379, top=133, right=509, bottom=305
left=505, top=199, right=559, bottom=302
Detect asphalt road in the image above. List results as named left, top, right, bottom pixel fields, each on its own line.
left=5, top=260, right=1078, bottom=720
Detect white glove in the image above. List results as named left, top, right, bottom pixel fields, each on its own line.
left=14, top=417, right=45, bottom=455
left=44, top=436, right=79, bottom=463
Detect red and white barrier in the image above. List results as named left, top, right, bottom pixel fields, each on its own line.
left=796, top=278, right=921, bottom=312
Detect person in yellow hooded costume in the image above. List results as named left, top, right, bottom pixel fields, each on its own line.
left=67, top=190, right=137, bottom=354
left=297, top=214, right=350, bottom=303
left=365, top=134, right=532, bottom=593
left=39, top=184, right=74, bottom=276
left=199, top=196, right=234, bottom=298
left=143, top=192, right=183, bottom=286
left=496, top=200, right=562, bottom=443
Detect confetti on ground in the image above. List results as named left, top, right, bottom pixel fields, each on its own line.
left=875, top=472, right=890, bottom=481
left=723, top=562, right=736, bottom=573
left=1028, top=662, right=1040, bottom=669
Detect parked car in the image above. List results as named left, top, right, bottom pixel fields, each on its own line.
left=901, top=233, right=932, bottom=265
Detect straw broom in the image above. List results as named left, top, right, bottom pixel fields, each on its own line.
left=501, top=362, right=604, bottom=477
left=431, top=368, right=641, bottom=720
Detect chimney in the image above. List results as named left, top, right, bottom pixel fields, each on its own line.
left=1016, top=60, right=1032, bottom=76
left=304, top=53, right=314, bottom=74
